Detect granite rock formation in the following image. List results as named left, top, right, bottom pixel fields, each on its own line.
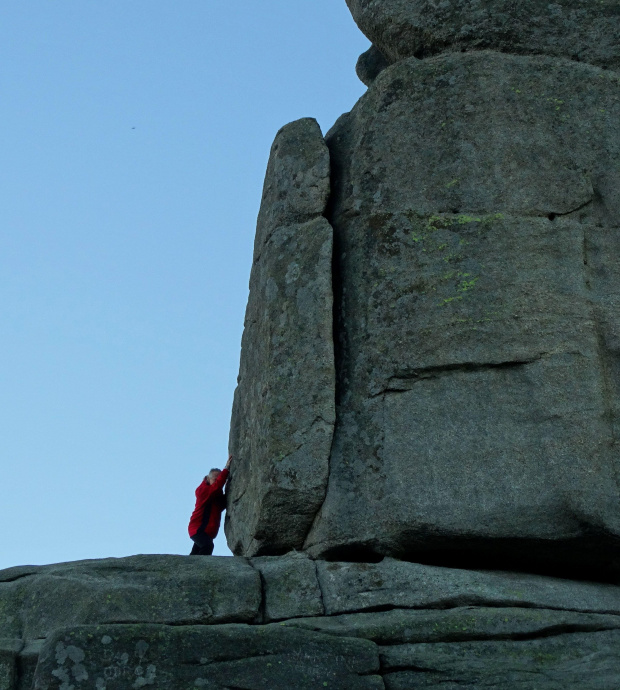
left=5, top=2, right=620, bottom=688
left=227, top=0, right=620, bottom=576
left=3, top=554, right=620, bottom=689
left=226, top=118, right=335, bottom=557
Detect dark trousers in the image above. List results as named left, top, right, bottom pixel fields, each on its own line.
left=190, top=531, right=214, bottom=556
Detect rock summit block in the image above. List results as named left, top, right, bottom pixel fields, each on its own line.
left=346, top=0, right=620, bottom=69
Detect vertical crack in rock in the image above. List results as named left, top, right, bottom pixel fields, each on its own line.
left=245, top=559, right=266, bottom=625
left=312, top=558, right=328, bottom=618
left=225, top=118, right=336, bottom=557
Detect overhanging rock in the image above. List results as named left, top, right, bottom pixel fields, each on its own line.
left=346, top=0, right=620, bottom=69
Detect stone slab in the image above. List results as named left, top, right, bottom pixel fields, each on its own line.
left=251, top=553, right=324, bottom=622
left=33, top=624, right=383, bottom=690
left=381, top=630, right=620, bottom=689
left=282, top=606, right=620, bottom=645
left=0, top=646, right=17, bottom=690
left=0, top=555, right=261, bottom=641
left=18, top=641, right=43, bottom=690
left=316, top=559, right=620, bottom=616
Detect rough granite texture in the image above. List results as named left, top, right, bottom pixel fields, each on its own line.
left=381, top=631, right=620, bottom=689
left=303, top=51, right=620, bottom=568
left=251, top=552, right=324, bottom=622
left=225, top=117, right=336, bottom=558
left=33, top=624, right=383, bottom=690
left=0, top=555, right=261, bottom=641
left=346, top=0, right=620, bottom=69
left=1, top=555, right=620, bottom=689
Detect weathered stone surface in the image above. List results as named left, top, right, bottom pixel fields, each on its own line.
left=0, top=555, right=260, bottom=641
left=226, top=118, right=335, bottom=557
left=346, top=0, right=620, bottom=69
left=251, top=553, right=324, bottom=622
left=304, top=51, right=620, bottom=569
left=381, top=630, right=620, bottom=689
left=356, top=45, right=390, bottom=86
left=1, top=555, right=619, bottom=687
left=33, top=623, right=383, bottom=690
left=283, top=606, right=620, bottom=644
left=253, top=117, right=331, bottom=250
left=316, top=559, right=620, bottom=616
left=0, top=641, right=18, bottom=690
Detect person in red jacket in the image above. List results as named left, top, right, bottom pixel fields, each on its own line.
left=188, top=455, right=232, bottom=555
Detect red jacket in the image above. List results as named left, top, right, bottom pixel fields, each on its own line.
left=188, top=469, right=229, bottom=539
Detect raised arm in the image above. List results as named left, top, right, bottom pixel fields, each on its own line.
left=211, top=456, right=232, bottom=491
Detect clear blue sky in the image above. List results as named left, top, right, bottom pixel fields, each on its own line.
left=0, top=1, right=368, bottom=568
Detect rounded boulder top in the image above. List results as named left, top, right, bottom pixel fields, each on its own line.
left=346, top=0, right=620, bottom=69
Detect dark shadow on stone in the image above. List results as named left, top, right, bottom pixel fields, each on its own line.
left=387, top=534, right=620, bottom=585
left=321, top=543, right=385, bottom=564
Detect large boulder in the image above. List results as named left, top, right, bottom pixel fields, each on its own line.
left=346, top=0, right=620, bottom=69
left=225, top=118, right=336, bottom=557
left=302, top=51, right=620, bottom=572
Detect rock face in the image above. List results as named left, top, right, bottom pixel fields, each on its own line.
left=345, top=0, right=620, bottom=69
left=304, top=50, right=620, bottom=568
left=227, top=1, right=620, bottom=575
left=225, top=118, right=336, bottom=557
left=3, top=554, right=620, bottom=689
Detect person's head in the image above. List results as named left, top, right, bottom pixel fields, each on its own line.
left=205, top=468, right=221, bottom=485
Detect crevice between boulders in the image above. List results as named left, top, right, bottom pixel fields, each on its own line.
left=375, top=45, right=618, bottom=77
left=246, top=558, right=267, bottom=625
left=299, top=128, right=341, bottom=554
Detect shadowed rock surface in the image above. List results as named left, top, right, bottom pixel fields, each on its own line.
left=381, top=631, right=620, bottom=689
left=225, top=117, right=336, bottom=557
left=346, top=0, right=620, bottom=69
left=356, top=45, right=391, bottom=86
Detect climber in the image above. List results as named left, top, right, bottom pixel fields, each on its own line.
left=188, top=455, right=232, bottom=556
